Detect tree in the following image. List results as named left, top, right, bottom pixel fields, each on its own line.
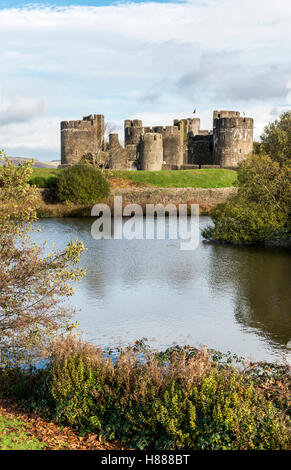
left=0, top=152, right=86, bottom=366
left=203, top=111, right=291, bottom=244
left=258, top=111, right=291, bottom=166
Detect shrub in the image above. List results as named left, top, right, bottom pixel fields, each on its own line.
left=57, top=165, right=110, bottom=204
left=202, top=196, right=288, bottom=244
left=11, top=339, right=288, bottom=450
left=29, top=175, right=58, bottom=188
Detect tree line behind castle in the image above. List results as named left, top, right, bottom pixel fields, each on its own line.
left=60, top=110, right=254, bottom=170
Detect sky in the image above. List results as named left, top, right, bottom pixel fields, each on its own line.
left=0, top=0, right=290, bottom=161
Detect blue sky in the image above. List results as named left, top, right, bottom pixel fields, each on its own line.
left=0, top=0, right=178, bottom=7
left=0, top=0, right=290, bottom=160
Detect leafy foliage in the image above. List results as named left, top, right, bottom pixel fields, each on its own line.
left=3, top=339, right=288, bottom=450
left=57, top=164, right=110, bottom=204
left=259, top=111, right=291, bottom=165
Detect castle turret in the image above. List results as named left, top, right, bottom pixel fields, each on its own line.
left=124, top=119, right=144, bottom=147
left=213, top=111, right=253, bottom=167
left=61, top=114, right=104, bottom=165
left=139, top=133, right=163, bottom=170
left=108, top=133, right=128, bottom=170
left=153, top=125, right=183, bottom=166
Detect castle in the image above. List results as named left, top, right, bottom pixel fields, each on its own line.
left=60, top=110, right=254, bottom=170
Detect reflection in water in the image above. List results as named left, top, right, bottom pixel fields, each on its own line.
left=209, top=245, right=291, bottom=348
left=33, top=217, right=291, bottom=362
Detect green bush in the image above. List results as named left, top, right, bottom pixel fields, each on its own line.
left=1, top=341, right=289, bottom=450
left=57, top=165, right=110, bottom=204
left=203, top=196, right=288, bottom=244
left=4, top=340, right=284, bottom=450
left=29, top=175, right=58, bottom=188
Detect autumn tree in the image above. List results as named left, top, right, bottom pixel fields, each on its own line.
left=0, top=152, right=86, bottom=365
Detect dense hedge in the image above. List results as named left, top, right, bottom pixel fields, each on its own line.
left=57, top=165, right=110, bottom=204
left=0, top=340, right=289, bottom=450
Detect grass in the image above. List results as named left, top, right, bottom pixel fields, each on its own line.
left=29, top=168, right=237, bottom=189
left=29, top=168, right=62, bottom=188
left=108, top=169, right=237, bottom=188
left=0, top=415, right=44, bottom=450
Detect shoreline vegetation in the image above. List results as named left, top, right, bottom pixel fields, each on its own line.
left=0, top=340, right=290, bottom=450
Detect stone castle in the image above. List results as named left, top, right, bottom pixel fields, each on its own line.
left=60, top=110, right=254, bottom=170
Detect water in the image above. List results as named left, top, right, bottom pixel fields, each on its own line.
left=32, top=217, right=291, bottom=363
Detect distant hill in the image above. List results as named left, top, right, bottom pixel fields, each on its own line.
left=0, top=156, right=60, bottom=169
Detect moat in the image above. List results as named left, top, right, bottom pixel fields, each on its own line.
left=33, top=216, right=291, bottom=363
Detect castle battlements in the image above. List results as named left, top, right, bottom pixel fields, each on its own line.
left=61, top=109, right=254, bottom=170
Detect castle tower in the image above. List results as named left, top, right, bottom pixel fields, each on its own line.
left=124, top=119, right=144, bottom=147
left=213, top=111, right=254, bottom=167
left=61, top=114, right=104, bottom=165
left=108, top=133, right=128, bottom=170
left=153, top=125, right=184, bottom=166
left=139, top=133, right=163, bottom=171
left=174, top=118, right=200, bottom=164
left=174, top=118, right=201, bottom=137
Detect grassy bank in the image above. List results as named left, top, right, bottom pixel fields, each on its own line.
left=1, top=340, right=290, bottom=450
left=29, top=168, right=237, bottom=189
left=109, top=169, right=237, bottom=188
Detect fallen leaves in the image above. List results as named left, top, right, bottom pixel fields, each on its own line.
left=0, top=398, right=122, bottom=450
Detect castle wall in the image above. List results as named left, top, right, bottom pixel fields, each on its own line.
left=213, top=116, right=254, bottom=167
left=61, top=114, right=104, bottom=165
left=188, top=133, right=214, bottom=165
left=139, top=133, right=163, bottom=170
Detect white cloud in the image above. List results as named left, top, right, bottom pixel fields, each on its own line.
left=1, top=117, right=59, bottom=159
left=0, top=1, right=290, bottom=159
left=0, top=96, right=47, bottom=125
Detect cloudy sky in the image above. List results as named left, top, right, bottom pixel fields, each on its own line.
left=0, top=0, right=290, bottom=161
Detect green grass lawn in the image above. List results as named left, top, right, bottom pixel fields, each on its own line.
left=29, top=168, right=61, bottom=188
left=0, top=415, right=44, bottom=450
left=110, top=169, right=237, bottom=188
left=29, top=167, right=237, bottom=189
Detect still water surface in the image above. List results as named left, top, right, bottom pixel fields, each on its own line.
left=33, top=217, right=291, bottom=363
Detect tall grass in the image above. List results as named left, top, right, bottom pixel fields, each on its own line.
left=1, top=338, right=289, bottom=450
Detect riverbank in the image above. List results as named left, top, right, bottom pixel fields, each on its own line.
left=37, top=186, right=238, bottom=217
left=0, top=341, right=290, bottom=450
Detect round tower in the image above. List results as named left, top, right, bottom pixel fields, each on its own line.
left=61, top=114, right=104, bottom=165
left=139, top=133, right=163, bottom=171
left=213, top=115, right=253, bottom=167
